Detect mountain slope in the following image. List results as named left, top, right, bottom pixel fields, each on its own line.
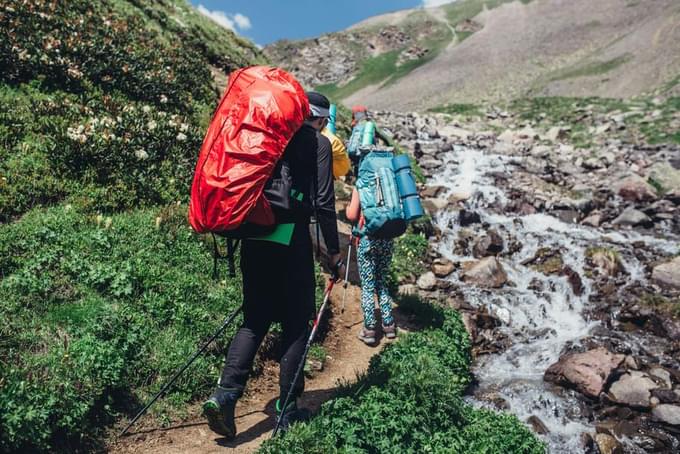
left=265, top=0, right=680, bottom=110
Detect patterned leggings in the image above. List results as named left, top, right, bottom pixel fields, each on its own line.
left=357, top=236, right=394, bottom=329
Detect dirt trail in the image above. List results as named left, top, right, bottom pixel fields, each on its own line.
left=111, top=283, right=395, bottom=454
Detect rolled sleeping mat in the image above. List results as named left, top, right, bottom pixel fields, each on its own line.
left=392, top=154, right=424, bottom=221
left=328, top=104, right=337, bottom=134
left=360, top=121, right=375, bottom=146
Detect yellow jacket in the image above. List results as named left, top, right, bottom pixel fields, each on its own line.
left=322, top=128, right=351, bottom=179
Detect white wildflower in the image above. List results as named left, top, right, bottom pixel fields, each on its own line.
left=176, top=132, right=187, bottom=142
left=179, top=123, right=189, bottom=132
left=160, top=94, right=168, bottom=104
left=142, top=105, right=151, bottom=114
left=135, top=149, right=149, bottom=160
left=147, top=120, right=157, bottom=131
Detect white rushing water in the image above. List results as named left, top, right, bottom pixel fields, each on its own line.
left=429, top=146, right=677, bottom=453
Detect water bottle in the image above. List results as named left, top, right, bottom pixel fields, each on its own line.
left=392, top=154, right=424, bottom=221
left=361, top=121, right=375, bottom=146
left=328, top=104, right=337, bottom=134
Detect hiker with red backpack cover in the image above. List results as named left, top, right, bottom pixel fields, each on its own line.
left=189, top=68, right=344, bottom=439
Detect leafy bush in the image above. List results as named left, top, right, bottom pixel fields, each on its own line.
left=389, top=231, right=429, bottom=289
left=0, top=205, right=243, bottom=452
left=260, top=302, right=545, bottom=453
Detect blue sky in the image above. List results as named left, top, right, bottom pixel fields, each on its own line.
left=191, top=1, right=453, bottom=46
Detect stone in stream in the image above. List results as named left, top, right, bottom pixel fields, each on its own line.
left=652, top=404, right=680, bottom=426
left=421, top=185, right=447, bottom=198
left=611, top=207, right=653, bottom=227
left=460, top=257, right=508, bottom=288
left=607, top=371, right=657, bottom=409
left=651, top=256, right=680, bottom=290
left=472, top=229, right=504, bottom=258
left=544, top=347, right=624, bottom=399
left=581, top=212, right=603, bottom=227
left=432, top=258, right=455, bottom=278
left=526, top=415, right=549, bottom=435
left=459, top=209, right=481, bottom=226
left=594, top=433, right=624, bottom=454
left=522, top=247, right=563, bottom=275
left=561, top=265, right=585, bottom=296
left=585, top=248, right=624, bottom=278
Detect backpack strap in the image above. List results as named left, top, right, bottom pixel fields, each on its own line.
left=211, top=234, right=240, bottom=280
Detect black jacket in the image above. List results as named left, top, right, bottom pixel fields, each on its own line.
left=283, top=124, right=340, bottom=256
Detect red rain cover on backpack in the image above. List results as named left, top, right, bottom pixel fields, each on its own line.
left=188, top=66, right=310, bottom=234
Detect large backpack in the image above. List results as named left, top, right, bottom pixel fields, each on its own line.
left=188, top=66, right=309, bottom=236
left=355, top=150, right=407, bottom=239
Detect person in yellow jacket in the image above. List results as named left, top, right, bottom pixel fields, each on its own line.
left=321, top=126, right=351, bottom=179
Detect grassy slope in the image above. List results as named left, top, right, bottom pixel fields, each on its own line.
left=0, top=1, right=264, bottom=451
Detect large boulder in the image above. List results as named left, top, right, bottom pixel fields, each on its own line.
left=544, top=347, right=625, bottom=398
left=612, top=207, right=652, bottom=227
left=432, top=258, right=455, bottom=278
left=651, top=256, right=680, bottom=290
left=595, top=433, right=623, bottom=454
left=460, top=257, right=508, bottom=288
left=607, top=371, right=657, bottom=409
left=652, top=404, right=680, bottom=426
left=614, top=175, right=658, bottom=202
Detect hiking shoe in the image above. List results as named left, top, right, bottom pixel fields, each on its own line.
left=275, top=399, right=311, bottom=433
left=203, top=386, right=239, bottom=438
left=382, top=322, right=397, bottom=339
left=357, top=327, right=377, bottom=345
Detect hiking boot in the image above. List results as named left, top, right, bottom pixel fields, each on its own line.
left=382, top=322, right=397, bottom=339
left=357, top=326, right=377, bottom=345
left=203, top=386, right=239, bottom=438
left=275, top=399, right=311, bottom=433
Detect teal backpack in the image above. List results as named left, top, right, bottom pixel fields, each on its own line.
left=355, top=150, right=424, bottom=239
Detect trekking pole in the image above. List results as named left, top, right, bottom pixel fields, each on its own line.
left=272, top=278, right=336, bottom=437
left=340, top=234, right=356, bottom=314
left=119, top=305, right=243, bottom=437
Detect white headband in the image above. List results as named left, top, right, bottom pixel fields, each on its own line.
left=309, top=104, right=330, bottom=118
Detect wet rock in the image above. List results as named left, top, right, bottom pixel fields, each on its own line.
left=612, top=207, right=653, bottom=227
left=422, top=197, right=448, bottom=213
left=544, top=347, right=624, bottom=398
left=561, top=265, right=585, bottom=296
left=523, top=247, right=563, bottom=275
left=527, top=415, right=549, bottom=435
left=595, top=433, right=623, bottom=454
left=615, top=175, right=658, bottom=202
left=460, top=257, right=508, bottom=288
left=596, top=419, right=639, bottom=439
left=416, top=272, right=437, bottom=291
left=651, top=256, right=680, bottom=290
left=472, top=230, right=504, bottom=258
left=553, top=209, right=580, bottom=224
left=421, top=185, right=447, bottom=198
left=459, top=209, right=481, bottom=226
left=586, top=248, right=624, bottom=278
left=608, top=371, right=657, bottom=409
left=447, top=191, right=473, bottom=205
left=432, top=258, right=455, bottom=278
left=581, top=212, right=603, bottom=227
left=652, top=404, right=680, bottom=426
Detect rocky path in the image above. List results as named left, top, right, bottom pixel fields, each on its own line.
left=111, top=282, right=390, bottom=453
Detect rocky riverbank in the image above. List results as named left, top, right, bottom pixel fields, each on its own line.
left=371, top=104, right=680, bottom=453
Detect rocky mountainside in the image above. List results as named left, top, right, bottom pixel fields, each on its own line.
left=264, top=0, right=680, bottom=110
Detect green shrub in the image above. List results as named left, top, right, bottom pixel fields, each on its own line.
left=0, top=205, right=243, bottom=452
left=389, top=232, right=429, bottom=289
left=260, top=302, right=545, bottom=453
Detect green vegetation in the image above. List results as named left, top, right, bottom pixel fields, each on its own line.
left=316, top=13, right=452, bottom=100
left=0, top=205, right=244, bottom=452
left=260, top=298, right=545, bottom=453
left=0, top=0, right=264, bottom=221
left=545, top=54, right=632, bottom=83
left=429, top=102, right=483, bottom=118
left=390, top=232, right=429, bottom=290
left=443, top=0, right=520, bottom=27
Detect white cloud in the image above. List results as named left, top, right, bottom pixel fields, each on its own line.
left=196, top=5, right=252, bottom=32
left=422, top=0, right=456, bottom=8
left=233, top=13, right=252, bottom=31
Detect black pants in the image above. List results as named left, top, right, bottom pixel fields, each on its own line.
left=219, top=223, right=315, bottom=399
